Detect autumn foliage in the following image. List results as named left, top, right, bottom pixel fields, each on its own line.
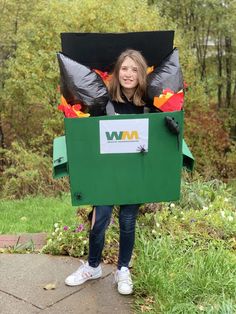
left=185, top=104, right=236, bottom=179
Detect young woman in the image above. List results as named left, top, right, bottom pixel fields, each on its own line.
left=65, top=49, right=148, bottom=295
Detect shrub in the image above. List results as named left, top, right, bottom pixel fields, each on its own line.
left=42, top=221, right=90, bottom=257
left=42, top=206, right=120, bottom=264
left=184, top=104, right=235, bottom=179
left=0, top=141, right=69, bottom=199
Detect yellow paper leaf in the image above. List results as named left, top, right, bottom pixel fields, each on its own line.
left=43, top=283, right=56, bottom=290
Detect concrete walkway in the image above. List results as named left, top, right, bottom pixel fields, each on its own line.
left=0, top=254, right=134, bottom=314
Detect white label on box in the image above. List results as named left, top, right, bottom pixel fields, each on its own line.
left=99, top=119, right=149, bottom=154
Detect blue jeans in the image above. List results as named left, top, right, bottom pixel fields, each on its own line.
left=88, top=204, right=139, bottom=269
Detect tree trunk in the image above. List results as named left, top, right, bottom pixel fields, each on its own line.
left=225, top=35, right=232, bottom=107
left=233, top=78, right=236, bottom=106
left=216, top=36, right=223, bottom=109
left=0, top=115, right=5, bottom=172
left=0, top=116, right=4, bottom=148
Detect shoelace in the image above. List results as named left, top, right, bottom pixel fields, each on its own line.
left=73, top=260, right=93, bottom=279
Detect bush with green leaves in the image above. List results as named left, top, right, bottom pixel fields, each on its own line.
left=43, top=221, right=89, bottom=257
left=0, top=141, right=69, bottom=199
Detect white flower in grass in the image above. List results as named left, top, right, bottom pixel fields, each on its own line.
left=170, top=203, right=175, bottom=208
left=54, top=223, right=59, bottom=228
left=156, top=222, right=160, bottom=228
left=220, top=211, right=225, bottom=218
left=152, top=229, right=157, bottom=234
left=228, top=216, right=233, bottom=222
left=83, top=240, right=87, bottom=244
left=203, top=206, right=208, bottom=211
left=224, top=198, right=229, bottom=202
left=55, top=228, right=59, bottom=233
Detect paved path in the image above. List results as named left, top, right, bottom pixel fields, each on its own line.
left=0, top=254, right=134, bottom=314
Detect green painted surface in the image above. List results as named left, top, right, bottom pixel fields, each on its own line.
left=182, top=139, right=195, bottom=171
left=64, top=111, right=184, bottom=206
left=53, top=136, right=68, bottom=179
left=52, top=136, right=194, bottom=177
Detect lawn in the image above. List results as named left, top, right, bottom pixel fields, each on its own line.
left=133, top=232, right=236, bottom=313
left=0, top=193, right=76, bottom=234
left=132, top=178, right=236, bottom=313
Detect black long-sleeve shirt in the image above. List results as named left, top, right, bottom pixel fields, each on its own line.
left=106, top=95, right=144, bottom=115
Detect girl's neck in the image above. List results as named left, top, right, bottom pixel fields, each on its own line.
left=122, top=88, right=135, bottom=101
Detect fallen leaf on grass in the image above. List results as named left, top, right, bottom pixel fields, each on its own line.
left=43, top=283, right=56, bottom=290
left=140, top=296, right=155, bottom=312
left=198, top=305, right=205, bottom=311
left=140, top=304, right=153, bottom=312
left=20, top=216, right=28, bottom=221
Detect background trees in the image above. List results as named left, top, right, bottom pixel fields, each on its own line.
left=0, top=0, right=235, bottom=198
left=150, top=0, right=236, bottom=109
left=150, top=0, right=236, bottom=179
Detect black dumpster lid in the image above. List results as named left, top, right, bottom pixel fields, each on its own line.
left=61, top=31, right=174, bottom=71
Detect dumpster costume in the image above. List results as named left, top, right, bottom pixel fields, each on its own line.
left=54, top=31, right=194, bottom=295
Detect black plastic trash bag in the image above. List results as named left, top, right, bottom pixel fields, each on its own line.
left=147, top=48, right=184, bottom=101
left=57, top=52, right=109, bottom=116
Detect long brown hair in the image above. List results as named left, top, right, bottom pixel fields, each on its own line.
left=108, top=49, right=147, bottom=106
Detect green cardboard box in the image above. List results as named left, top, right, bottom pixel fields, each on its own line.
left=62, top=111, right=184, bottom=206
left=53, top=136, right=68, bottom=179
left=182, top=139, right=195, bottom=171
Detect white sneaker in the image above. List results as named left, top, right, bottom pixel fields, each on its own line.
left=115, top=267, right=133, bottom=295
left=65, top=261, right=102, bottom=286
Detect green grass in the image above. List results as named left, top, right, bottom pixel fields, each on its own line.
left=0, top=194, right=77, bottom=234
left=133, top=233, right=236, bottom=313
left=132, top=178, right=236, bottom=313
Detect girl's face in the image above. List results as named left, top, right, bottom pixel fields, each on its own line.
left=118, top=57, right=139, bottom=95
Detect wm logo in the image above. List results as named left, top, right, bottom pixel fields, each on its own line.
left=105, top=131, right=139, bottom=141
